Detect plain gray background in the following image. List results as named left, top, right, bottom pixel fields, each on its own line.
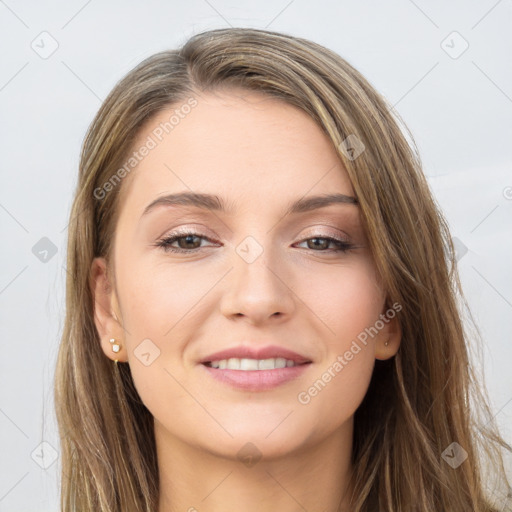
left=1, top=0, right=511, bottom=510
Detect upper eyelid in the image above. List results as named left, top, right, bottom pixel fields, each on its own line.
left=160, top=224, right=216, bottom=239
left=161, top=226, right=350, bottom=238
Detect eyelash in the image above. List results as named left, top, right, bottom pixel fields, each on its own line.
left=155, top=231, right=354, bottom=254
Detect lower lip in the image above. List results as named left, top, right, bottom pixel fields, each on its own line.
left=200, top=363, right=311, bottom=391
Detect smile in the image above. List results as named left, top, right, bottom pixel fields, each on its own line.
left=201, top=359, right=312, bottom=391
left=204, top=357, right=303, bottom=370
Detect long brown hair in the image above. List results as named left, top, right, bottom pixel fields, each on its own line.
left=55, top=27, right=512, bottom=511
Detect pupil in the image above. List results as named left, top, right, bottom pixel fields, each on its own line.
left=181, top=235, right=198, bottom=248
left=310, top=238, right=326, bottom=249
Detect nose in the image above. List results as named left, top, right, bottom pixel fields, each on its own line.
left=219, top=244, right=296, bottom=326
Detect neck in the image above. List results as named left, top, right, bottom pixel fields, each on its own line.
left=156, top=420, right=354, bottom=512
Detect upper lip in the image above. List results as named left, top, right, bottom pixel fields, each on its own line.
left=200, top=345, right=312, bottom=365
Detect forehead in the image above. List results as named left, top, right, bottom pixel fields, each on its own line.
left=117, top=88, right=354, bottom=218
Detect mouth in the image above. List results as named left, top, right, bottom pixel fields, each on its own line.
left=199, top=344, right=312, bottom=367
left=202, top=357, right=310, bottom=370
left=199, top=347, right=313, bottom=391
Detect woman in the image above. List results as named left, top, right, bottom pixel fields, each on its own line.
left=55, top=27, right=511, bottom=511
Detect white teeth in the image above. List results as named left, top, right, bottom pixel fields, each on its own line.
left=258, top=358, right=276, bottom=370
left=208, top=357, right=299, bottom=370
left=274, top=357, right=287, bottom=369
left=227, top=357, right=240, bottom=369
left=240, top=358, right=259, bottom=370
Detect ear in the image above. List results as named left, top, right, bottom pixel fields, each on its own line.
left=90, top=257, right=128, bottom=363
left=374, top=300, right=402, bottom=361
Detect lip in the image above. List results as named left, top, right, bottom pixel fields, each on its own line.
left=199, top=344, right=312, bottom=365
left=198, top=344, right=312, bottom=392
left=200, top=363, right=312, bottom=391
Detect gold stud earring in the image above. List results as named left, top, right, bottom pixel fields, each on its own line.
left=109, top=338, right=121, bottom=354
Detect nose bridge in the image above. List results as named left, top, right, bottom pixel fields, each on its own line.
left=219, top=233, right=295, bottom=323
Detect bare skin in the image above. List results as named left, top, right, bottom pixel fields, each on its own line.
left=91, top=88, right=401, bottom=512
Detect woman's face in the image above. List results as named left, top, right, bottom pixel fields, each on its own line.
left=92, top=88, right=400, bottom=460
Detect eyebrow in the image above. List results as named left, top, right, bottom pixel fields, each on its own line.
left=141, top=191, right=358, bottom=218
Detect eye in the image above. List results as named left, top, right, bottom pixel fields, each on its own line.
left=155, top=231, right=218, bottom=253
left=294, top=236, right=353, bottom=253
left=155, top=232, right=354, bottom=254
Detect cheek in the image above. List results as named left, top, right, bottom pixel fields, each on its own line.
left=114, top=257, right=218, bottom=414
left=291, top=260, right=382, bottom=424
left=116, top=254, right=215, bottom=338
left=294, top=347, right=375, bottom=446
left=292, top=257, right=385, bottom=347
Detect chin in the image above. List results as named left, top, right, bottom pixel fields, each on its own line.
left=199, top=419, right=314, bottom=462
